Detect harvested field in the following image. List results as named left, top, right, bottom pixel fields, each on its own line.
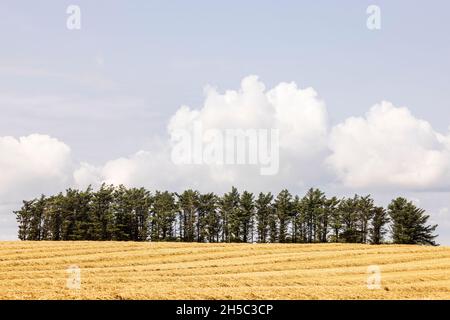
left=0, top=242, right=449, bottom=299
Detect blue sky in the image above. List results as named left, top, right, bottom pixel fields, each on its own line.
left=0, top=0, right=449, bottom=243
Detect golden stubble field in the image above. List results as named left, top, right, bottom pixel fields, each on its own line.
left=0, top=241, right=449, bottom=300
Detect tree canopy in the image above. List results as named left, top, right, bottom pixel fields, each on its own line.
left=15, top=185, right=438, bottom=245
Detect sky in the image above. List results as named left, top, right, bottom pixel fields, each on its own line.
left=0, top=0, right=449, bottom=243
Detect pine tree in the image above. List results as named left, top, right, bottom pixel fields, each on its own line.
left=113, top=185, right=133, bottom=241
left=321, top=196, right=339, bottom=243
left=268, top=209, right=278, bottom=243
left=274, top=190, right=292, bottom=243
left=290, top=196, right=301, bottom=243
left=329, top=198, right=342, bottom=243
left=199, top=193, right=220, bottom=242
left=151, top=191, right=177, bottom=241
left=388, top=198, right=438, bottom=245
left=15, top=200, right=34, bottom=240
left=255, top=192, right=273, bottom=243
left=43, top=194, right=64, bottom=240
left=29, top=195, right=46, bottom=240
left=302, top=188, right=325, bottom=243
left=220, top=187, right=240, bottom=242
left=129, top=187, right=152, bottom=241
left=239, top=191, right=255, bottom=243
left=90, top=184, right=115, bottom=240
left=60, top=189, right=85, bottom=240
left=370, top=206, right=389, bottom=244
left=339, top=196, right=360, bottom=243
left=177, top=190, right=199, bottom=242
left=357, top=195, right=375, bottom=243
left=73, top=187, right=94, bottom=240
left=296, top=199, right=308, bottom=243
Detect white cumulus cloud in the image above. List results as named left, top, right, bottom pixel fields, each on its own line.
left=327, top=101, right=450, bottom=189
left=0, top=134, right=73, bottom=199
left=168, top=75, right=328, bottom=153
left=77, top=75, right=330, bottom=192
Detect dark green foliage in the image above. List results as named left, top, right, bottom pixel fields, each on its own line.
left=14, top=186, right=439, bottom=245
left=199, top=193, right=220, bottom=242
left=90, top=184, right=115, bottom=240
left=322, top=196, right=340, bottom=243
left=151, top=191, right=177, bottom=241
left=220, top=187, right=240, bottom=242
left=255, top=192, right=273, bottom=243
left=356, top=195, right=375, bottom=244
left=290, top=196, right=300, bottom=243
left=274, top=190, right=293, bottom=243
left=339, top=196, right=361, bottom=243
left=239, top=191, right=255, bottom=243
left=301, top=188, right=326, bottom=243
left=176, top=189, right=199, bottom=242
left=388, top=198, right=438, bottom=245
left=370, top=206, right=389, bottom=244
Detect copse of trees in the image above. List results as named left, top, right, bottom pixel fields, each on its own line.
left=15, top=185, right=438, bottom=245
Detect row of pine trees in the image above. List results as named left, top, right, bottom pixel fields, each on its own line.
left=15, top=185, right=438, bottom=245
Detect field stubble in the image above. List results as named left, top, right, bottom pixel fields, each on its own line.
left=0, top=242, right=449, bottom=299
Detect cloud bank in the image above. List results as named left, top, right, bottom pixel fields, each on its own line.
left=327, top=101, right=450, bottom=190
left=2, top=75, right=450, bottom=204
left=73, top=75, right=330, bottom=192
left=0, top=134, right=72, bottom=200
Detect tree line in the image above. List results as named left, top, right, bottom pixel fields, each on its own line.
left=15, top=185, right=438, bottom=245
